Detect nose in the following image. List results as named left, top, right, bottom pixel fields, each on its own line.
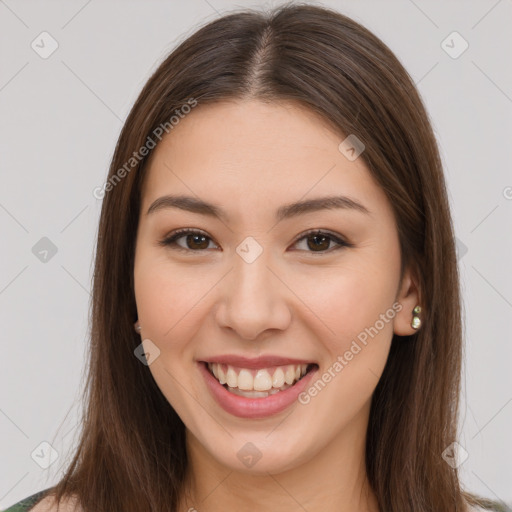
left=214, top=249, right=292, bottom=341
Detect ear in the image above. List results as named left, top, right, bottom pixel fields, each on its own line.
left=393, top=265, right=422, bottom=336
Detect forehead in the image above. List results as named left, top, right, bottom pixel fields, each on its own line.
left=147, top=99, right=346, bottom=172
left=140, top=99, right=390, bottom=223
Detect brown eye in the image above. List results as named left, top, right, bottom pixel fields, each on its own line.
left=182, top=233, right=210, bottom=250
left=159, top=229, right=217, bottom=252
left=305, top=233, right=331, bottom=251
left=292, top=230, right=351, bottom=254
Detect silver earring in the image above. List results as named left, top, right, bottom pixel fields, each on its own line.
left=411, top=305, right=421, bottom=330
left=134, top=322, right=142, bottom=333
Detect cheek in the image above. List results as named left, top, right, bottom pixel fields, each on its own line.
left=134, top=254, right=218, bottom=349
left=295, top=268, right=398, bottom=428
left=133, top=258, right=206, bottom=412
left=297, top=250, right=400, bottom=361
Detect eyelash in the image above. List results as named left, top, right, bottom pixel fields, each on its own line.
left=158, top=228, right=353, bottom=255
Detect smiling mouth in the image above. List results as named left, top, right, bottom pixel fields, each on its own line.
left=204, top=362, right=318, bottom=398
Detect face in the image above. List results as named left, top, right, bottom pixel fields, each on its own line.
left=133, top=99, right=419, bottom=475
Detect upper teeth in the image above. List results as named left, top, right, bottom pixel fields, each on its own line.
left=207, top=363, right=308, bottom=391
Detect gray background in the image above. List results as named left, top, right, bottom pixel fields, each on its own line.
left=1, top=0, right=511, bottom=508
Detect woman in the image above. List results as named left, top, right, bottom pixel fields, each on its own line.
left=6, top=3, right=509, bottom=511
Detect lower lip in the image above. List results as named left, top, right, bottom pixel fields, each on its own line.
left=198, top=361, right=318, bottom=419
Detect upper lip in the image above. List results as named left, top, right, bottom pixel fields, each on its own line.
left=200, top=355, right=316, bottom=369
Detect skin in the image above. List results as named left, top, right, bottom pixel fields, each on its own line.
left=133, top=99, right=421, bottom=512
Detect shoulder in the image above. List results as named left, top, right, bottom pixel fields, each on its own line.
left=466, top=502, right=512, bottom=512
left=3, top=490, right=81, bottom=512
left=29, top=495, right=81, bottom=512
left=3, top=490, right=46, bottom=512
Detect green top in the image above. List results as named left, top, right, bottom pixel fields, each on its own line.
left=2, top=489, right=48, bottom=512
left=3, top=489, right=511, bottom=511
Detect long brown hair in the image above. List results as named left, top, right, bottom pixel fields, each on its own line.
left=41, top=3, right=494, bottom=511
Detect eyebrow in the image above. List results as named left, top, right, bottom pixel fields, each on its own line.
left=146, top=194, right=371, bottom=222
